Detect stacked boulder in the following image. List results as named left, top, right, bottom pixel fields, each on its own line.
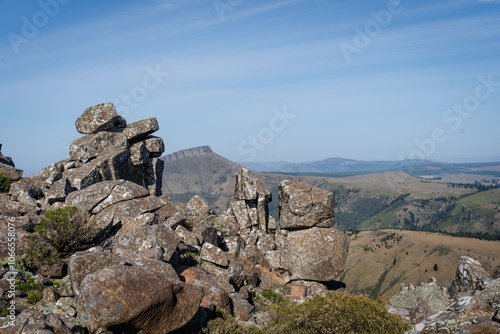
left=221, top=168, right=349, bottom=289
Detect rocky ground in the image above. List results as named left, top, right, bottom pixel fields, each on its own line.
left=0, top=103, right=351, bottom=333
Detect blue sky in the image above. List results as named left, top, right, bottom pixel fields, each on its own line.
left=0, top=0, right=499, bottom=174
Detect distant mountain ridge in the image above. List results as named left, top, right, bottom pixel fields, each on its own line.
left=239, top=157, right=500, bottom=176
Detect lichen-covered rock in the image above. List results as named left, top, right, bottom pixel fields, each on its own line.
left=75, top=102, right=126, bottom=134
left=234, top=167, right=257, bottom=200
left=175, top=266, right=232, bottom=313
left=123, top=118, right=159, bottom=141
left=187, top=195, right=216, bottom=216
left=43, top=178, right=72, bottom=204
left=200, top=243, right=229, bottom=267
left=285, top=226, right=349, bottom=281
left=451, top=256, right=494, bottom=298
left=69, top=131, right=128, bottom=160
left=142, top=136, right=165, bottom=157
left=106, top=224, right=180, bottom=262
left=0, top=309, right=72, bottom=334
left=65, top=180, right=118, bottom=212
left=0, top=144, right=14, bottom=167
left=93, top=196, right=168, bottom=230
left=0, top=162, right=23, bottom=181
left=91, top=180, right=149, bottom=213
left=77, top=264, right=203, bottom=333
left=278, top=179, right=335, bottom=229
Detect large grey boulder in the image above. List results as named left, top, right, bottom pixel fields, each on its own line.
left=0, top=162, right=23, bottom=181
left=278, top=179, right=335, bottom=229
left=77, top=264, right=203, bottom=333
left=285, top=226, right=349, bottom=281
left=69, top=131, right=128, bottom=160
left=450, top=256, right=494, bottom=298
left=75, top=102, right=126, bottom=134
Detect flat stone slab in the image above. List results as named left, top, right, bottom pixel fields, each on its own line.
left=123, top=118, right=159, bottom=141
left=69, top=131, right=128, bottom=160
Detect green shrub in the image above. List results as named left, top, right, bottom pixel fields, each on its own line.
left=0, top=254, right=30, bottom=273
left=26, top=206, right=98, bottom=268
left=262, top=288, right=285, bottom=304
left=27, top=293, right=42, bottom=305
left=180, top=252, right=199, bottom=266
left=263, top=291, right=411, bottom=334
left=18, top=275, right=43, bottom=293
left=187, top=211, right=224, bottom=230
left=0, top=173, right=10, bottom=192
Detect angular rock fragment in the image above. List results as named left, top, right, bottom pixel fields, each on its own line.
left=75, top=102, right=126, bottom=134
left=200, top=243, right=229, bottom=267
left=123, top=118, right=159, bottom=141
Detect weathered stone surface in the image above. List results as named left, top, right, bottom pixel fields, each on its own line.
left=234, top=167, right=257, bottom=200
left=411, top=297, right=433, bottom=324
left=43, top=178, right=72, bottom=204
left=66, top=164, right=102, bottom=190
left=187, top=195, right=215, bottom=216
left=106, top=224, right=180, bottom=262
left=123, top=118, right=159, bottom=141
left=200, top=243, right=229, bottom=267
left=175, top=225, right=200, bottom=247
left=143, top=136, right=165, bottom=157
left=241, top=245, right=269, bottom=272
left=0, top=162, right=23, bottom=181
left=229, top=198, right=252, bottom=231
left=75, top=102, right=126, bottom=134
left=1, top=309, right=72, bottom=334
left=89, top=148, right=131, bottom=181
left=232, top=297, right=255, bottom=322
left=69, top=131, right=128, bottom=160
left=77, top=264, right=203, bottom=333
left=176, top=266, right=231, bottom=313
left=193, top=224, right=218, bottom=246
left=115, top=212, right=158, bottom=235
left=451, top=256, right=494, bottom=298
left=224, top=235, right=245, bottom=258
left=285, top=226, right=349, bottom=281
left=39, top=163, right=63, bottom=184
left=93, top=196, right=168, bottom=230
left=69, top=250, right=127, bottom=298
left=92, top=180, right=149, bottom=214
left=149, top=157, right=164, bottom=196
left=130, top=141, right=149, bottom=166
left=43, top=287, right=59, bottom=303
left=278, top=179, right=335, bottom=229
left=65, top=180, right=118, bottom=212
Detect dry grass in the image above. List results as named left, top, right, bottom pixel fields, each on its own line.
left=342, top=229, right=500, bottom=299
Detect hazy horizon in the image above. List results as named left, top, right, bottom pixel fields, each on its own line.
left=1, top=0, right=499, bottom=174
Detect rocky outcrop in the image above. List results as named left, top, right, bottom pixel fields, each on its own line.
left=75, top=102, right=126, bottom=134
left=0, top=144, right=23, bottom=181
left=451, top=256, right=494, bottom=298
left=390, top=258, right=500, bottom=333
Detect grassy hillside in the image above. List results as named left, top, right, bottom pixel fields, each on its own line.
left=162, top=149, right=500, bottom=236
left=341, top=229, right=500, bottom=299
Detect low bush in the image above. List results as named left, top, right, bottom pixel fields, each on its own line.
left=26, top=206, right=98, bottom=268
left=27, top=293, right=42, bottom=305
left=0, top=173, right=10, bottom=192
left=263, top=291, right=412, bottom=334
